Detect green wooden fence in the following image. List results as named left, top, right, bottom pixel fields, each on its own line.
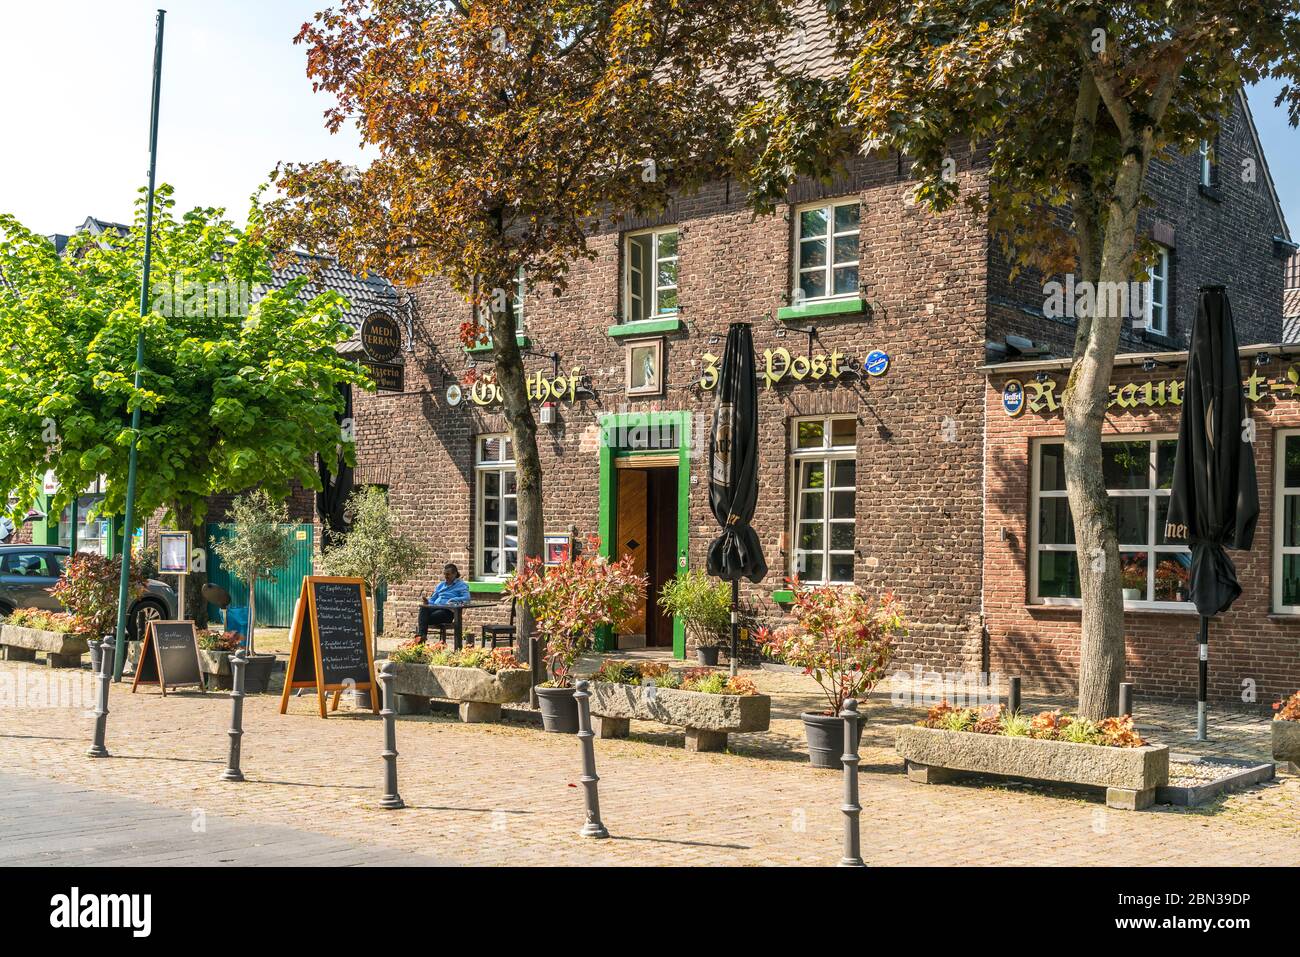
left=205, top=523, right=314, bottom=628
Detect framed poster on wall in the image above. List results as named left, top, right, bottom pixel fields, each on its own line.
left=544, top=533, right=572, bottom=565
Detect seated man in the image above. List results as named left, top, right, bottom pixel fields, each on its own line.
left=417, top=562, right=471, bottom=640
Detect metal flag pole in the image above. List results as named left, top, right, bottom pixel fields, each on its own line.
left=113, top=9, right=166, bottom=680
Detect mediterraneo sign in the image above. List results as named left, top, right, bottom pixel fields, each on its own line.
left=700, top=347, right=889, bottom=391
left=1001, top=364, right=1300, bottom=417
left=469, top=367, right=584, bottom=406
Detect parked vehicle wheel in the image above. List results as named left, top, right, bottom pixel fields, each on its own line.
left=129, top=598, right=167, bottom=641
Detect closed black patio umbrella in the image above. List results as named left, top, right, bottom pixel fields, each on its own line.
left=1165, top=286, right=1259, bottom=740
left=707, top=323, right=768, bottom=676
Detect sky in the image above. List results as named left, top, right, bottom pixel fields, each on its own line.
left=0, top=1, right=1296, bottom=238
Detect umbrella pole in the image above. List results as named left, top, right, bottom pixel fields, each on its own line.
left=1197, top=616, right=1209, bottom=742
left=730, top=578, right=739, bottom=678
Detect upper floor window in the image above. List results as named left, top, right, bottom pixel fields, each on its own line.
left=1032, top=437, right=1191, bottom=609
left=1199, top=138, right=1218, bottom=189
left=1144, top=246, right=1170, bottom=336
left=794, top=199, right=859, bottom=304
left=1275, top=430, right=1300, bottom=613
left=510, top=266, right=525, bottom=325
left=624, top=227, right=678, bottom=323
left=790, top=416, right=857, bottom=585
left=475, top=435, right=517, bottom=580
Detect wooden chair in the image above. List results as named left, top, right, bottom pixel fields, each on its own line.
left=480, top=598, right=517, bottom=649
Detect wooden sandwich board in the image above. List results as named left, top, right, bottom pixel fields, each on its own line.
left=279, top=576, right=378, bottom=718
left=130, top=620, right=204, bottom=696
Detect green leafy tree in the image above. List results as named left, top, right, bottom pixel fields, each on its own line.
left=734, top=1, right=1300, bottom=719
left=316, top=486, right=427, bottom=638
left=264, top=0, right=792, bottom=652
left=212, top=490, right=292, bottom=655
left=0, top=186, right=372, bottom=628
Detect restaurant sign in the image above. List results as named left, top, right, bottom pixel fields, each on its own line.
left=700, top=346, right=889, bottom=391
left=470, top=367, right=584, bottom=406
left=1002, top=365, right=1300, bottom=416
left=361, top=312, right=402, bottom=363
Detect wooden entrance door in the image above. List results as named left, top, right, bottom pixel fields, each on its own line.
left=614, top=463, right=678, bottom=648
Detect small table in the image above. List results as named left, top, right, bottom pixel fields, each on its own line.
left=425, top=600, right=499, bottom=650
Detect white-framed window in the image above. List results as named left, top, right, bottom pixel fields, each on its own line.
left=790, top=416, right=857, bottom=584
left=794, top=199, right=859, bottom=304
left=1274, top=430, right=1300, bottom=613
left=475, top=435, right=517, bottom=580
left=1032, top=436, right=1192, bottom=609
left=1199, top=138, right=1216, bottom=188
left=623, top=227, right=678, bottom=323
left=1144, top=246, right=1170, bottom=336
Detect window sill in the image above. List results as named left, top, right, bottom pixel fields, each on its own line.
left=778, top=298, right=865, bottom=322
left=1025, top=602, right=1200, bottom=616
left=465, top=335, right=530, bottom=355
left=606, top=317, right=683, bottom=338
left=468, top=580, right=506, bottom=594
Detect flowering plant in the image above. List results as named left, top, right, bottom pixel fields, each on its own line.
left=198, top=630, right=244, bottom=652
left=505, top=542, right=644, bottom=687
left=921, top=702, right=1146, bottom=747
left=757, top=585, right=904, bottom=714
left=1274, top=691, right=1300, bottom=722
left=5, top=607, right=76, bottom=633
left=50, top=553, right=147, bottom=639
left=390, top=638, right=523, bottom=673
left=593, top=659, right=759, bottom=695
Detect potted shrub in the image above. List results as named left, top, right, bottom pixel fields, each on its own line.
left=657, top=569, right=730, bottom=665
left=1273, top=691, right=1300, bottom=770
left=50, top=553, right=147, bottom=667
left=758, top=586, right=904, bottom=768
left=505, top=548, right=643, bottom=732
left=1120, top=557, right=1145, bottom=602
left=196, top=630, right=244, bottom=689
left=212, top=490, right=292, bottom=693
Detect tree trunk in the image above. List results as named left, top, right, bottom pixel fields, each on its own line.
left=174, top=504, right=209, bottom=628
left=248, top=575, right=258, bottom=656
left=487, top=283, right=543, bottom=664
left=1063, top=137, right=1149, bottom=720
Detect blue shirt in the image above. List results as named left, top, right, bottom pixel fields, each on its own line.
left=428, top=578, right=470, bottom=606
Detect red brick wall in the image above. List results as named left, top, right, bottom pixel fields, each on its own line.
left=352, top=151, right=993, bottom=671
left=985, top=362, right=1300, bottom=707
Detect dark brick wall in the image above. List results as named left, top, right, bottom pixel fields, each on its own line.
left=987, top=95, right=1288, bottom=358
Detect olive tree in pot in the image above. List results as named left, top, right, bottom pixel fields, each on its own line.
left=657, top=569, right=730, bottom=666
left=212, top=490, right=292, bottom=693
left=317, top=486, right=427, bottom=704
left=758, top=587, right=905, bottom=768
left=505, top=547, right=643, bottom=733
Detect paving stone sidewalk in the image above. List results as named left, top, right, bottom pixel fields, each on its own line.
left=0, top=660, right=1295, bottom=866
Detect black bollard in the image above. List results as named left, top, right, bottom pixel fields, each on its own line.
left=221, top=649, right=247, bottom=782
left=839, top=698, right=865, bottom=867
left=529, top=635, right=542, bottom=709
left=87, top=638, right=114, bottom=758
left=87, top=634, right=102, bottom=675
left=573, top=680, right=609, bottom=838
left=1007, top=676, right=1022, bottom=714
left=1119, top=682, right=1134, bottom=719
left=378, top=662, right=404, bottom=810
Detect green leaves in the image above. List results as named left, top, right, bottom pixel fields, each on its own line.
left=0, top=188, right=372, bottom=528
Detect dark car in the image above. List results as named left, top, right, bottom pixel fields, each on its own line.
left=0, top=545, right=177, bottom=640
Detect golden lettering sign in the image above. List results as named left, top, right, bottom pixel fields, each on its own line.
left=1006, top=365, right=1300, bottom=416
left=700, top=348, right=849, bottom=391
left=470, top=367, right=583, bottom=406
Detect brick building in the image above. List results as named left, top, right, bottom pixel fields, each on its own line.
left=345, top=75, right=1293, bottom=703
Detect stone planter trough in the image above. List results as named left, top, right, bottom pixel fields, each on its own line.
left=1273, top=720, right=1300, bottom=772
left=590, top=681, right=771, bottom=752
left=388, top=661, right=531, bottom=722
left=198, top=649, right=232, bottom=689
left=895, top=724, right=1170, bottom=810
left=0, top=624, right=89, bottom=668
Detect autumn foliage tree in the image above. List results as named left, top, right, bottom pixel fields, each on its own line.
left=734, top=0, right=1300, bottom=719
left=264, top=0, right=792, bottom=650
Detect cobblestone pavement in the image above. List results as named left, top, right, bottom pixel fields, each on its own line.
left=0, top=659, right=1295, bottom=866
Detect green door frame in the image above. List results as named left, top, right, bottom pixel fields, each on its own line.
left=597, top=411, right=692, bottom=658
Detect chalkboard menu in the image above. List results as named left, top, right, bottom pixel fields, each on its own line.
left=131, top=621, right=204, bottom=695
left=280, top=576, right=377, bottom=719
